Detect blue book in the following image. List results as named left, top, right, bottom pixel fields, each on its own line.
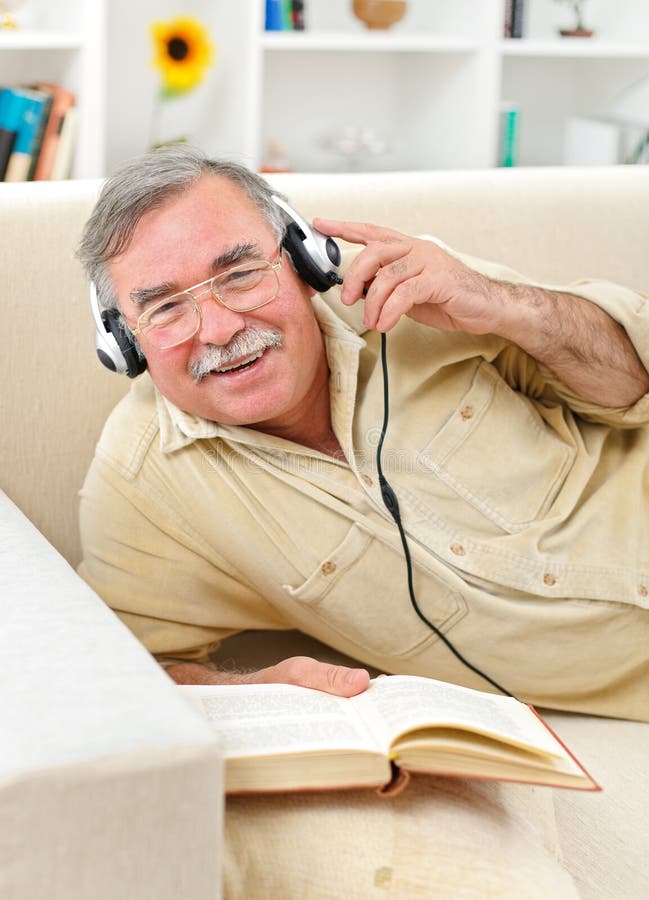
left=3, top=87, right=52, bottom=182
left=0, top=87, right=24, bottom=180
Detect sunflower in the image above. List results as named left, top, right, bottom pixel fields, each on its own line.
left=151, top=16, right=214, bottom=95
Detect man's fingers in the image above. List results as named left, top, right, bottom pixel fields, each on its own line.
left=362, top=260, right=427, bottom=329
left=261, top=656, right=370, bottom=697
left=313, top=217, right=404, bottom=246
left=340, top=241, right=413, bottom=308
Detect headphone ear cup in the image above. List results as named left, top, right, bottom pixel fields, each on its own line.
left=90, top=281, right=146, bottom=378
left=101, top=308, right=147, bottom=379
left=282, top=223, right=340, bottom=293
left=271, top=195, right=342, bottom=292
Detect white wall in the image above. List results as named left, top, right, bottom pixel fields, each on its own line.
left=106, top=0, right=228, bottom=173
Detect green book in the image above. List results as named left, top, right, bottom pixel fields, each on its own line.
left=499, top=104, right=520, bottom=167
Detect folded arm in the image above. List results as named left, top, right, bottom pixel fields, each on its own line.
left=314, top=218, right=649, bottom=408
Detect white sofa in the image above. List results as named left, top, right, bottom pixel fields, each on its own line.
left=1, top=166, right=648, bottom=899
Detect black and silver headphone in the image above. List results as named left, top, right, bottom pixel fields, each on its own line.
left=271, top=195, right=342, bottom=293
left=89, top=197, right=343, bottom=378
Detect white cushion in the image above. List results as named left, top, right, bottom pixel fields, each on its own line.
left=0, top=491, right=223, bottom=900
left=224, top=775, right=578, bottom=898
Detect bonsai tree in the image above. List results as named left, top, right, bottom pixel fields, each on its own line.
left=554, top=0, right=593, bottom=36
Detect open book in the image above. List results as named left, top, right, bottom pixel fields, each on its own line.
left=179, top=675, right=599, bottom=795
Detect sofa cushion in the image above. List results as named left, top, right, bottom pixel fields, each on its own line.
left=223, top=774, right=578, bottom=899
left=543, top=711, right=649, bottom=900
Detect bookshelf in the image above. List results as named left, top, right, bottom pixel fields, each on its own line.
left=0, top=0, right=106, bottom=177
left=103, top=0, right=649, bottom=175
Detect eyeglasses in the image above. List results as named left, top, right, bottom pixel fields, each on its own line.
left=130, top=256, right=282, bottom=350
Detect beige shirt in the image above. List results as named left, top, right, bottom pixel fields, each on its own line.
left=78, top=252, right=649, bottom=721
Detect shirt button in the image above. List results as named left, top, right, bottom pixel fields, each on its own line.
left=459, top=405, right=474, bottom=420
left=639, top=585, right=648, bottom=597
left=321, top=561, right=336, bottom=576
left=361, top=474, right=373, bottom=487
left=543, top=573, right=557, bottom=586
left=450, top=543, right=466, bottom=556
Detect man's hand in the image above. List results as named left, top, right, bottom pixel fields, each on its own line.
left=313, top=218, right=504, bottom=335
left=165, top=657, right=370, bottom=697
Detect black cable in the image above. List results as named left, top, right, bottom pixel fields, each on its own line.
left=376, top=331, right=516, bottom=700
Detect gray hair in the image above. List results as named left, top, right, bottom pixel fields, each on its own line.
left=77, top=144, right=288, bottom=311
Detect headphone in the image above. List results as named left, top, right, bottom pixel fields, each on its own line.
left=89, top=197, right=343, bottom=378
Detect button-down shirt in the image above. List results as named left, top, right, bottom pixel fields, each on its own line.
left=78, top=251, right=649, bottom=720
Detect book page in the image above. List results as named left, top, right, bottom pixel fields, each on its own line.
left=180, top=683, right=381, bottom=759
left=350, top=676, right=565, bottom=758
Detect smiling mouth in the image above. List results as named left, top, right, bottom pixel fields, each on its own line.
left=191, top=327, right=283, bottom=383
left=212, top=349, right=266, bottom=375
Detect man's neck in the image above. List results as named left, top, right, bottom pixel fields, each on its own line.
left=256, top=370, right=346, bottom=461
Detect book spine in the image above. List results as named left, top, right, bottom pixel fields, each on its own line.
left=4, top=91, right=51, bottom=182
left=510, top=0, right=526, bottom=39
left=31, top=84, right=75, bottom=181
left=0, top=88, right=17, bottom=180
left=282, top=0, right=294, bottom=30
left=292, top=0, right=305, bottom=30
left=50, top=106, right=78, bottom=180
left=26, top=93, right=53, bottom=180
left=265, top=0, right=286, bottom=31
left=499, top=103, right=520, bottom=167
left=503, top=0, right=513, bottom=38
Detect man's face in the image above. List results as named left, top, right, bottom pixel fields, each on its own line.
left=109, top=175, right=327, bottom=432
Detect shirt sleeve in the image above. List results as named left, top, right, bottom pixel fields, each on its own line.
left=453, top=249, right=649, bottom=428
left=77, top=456, right=290, bottom=663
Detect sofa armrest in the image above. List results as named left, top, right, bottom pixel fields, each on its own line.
left=0, top=490, right=223, bottom=900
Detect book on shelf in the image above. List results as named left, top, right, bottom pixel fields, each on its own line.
left=504, top=0, right=526, bottom=39
left=31, top=82, right=75, bottom=181
left=49, top=105, right=78, bottom=180
left=180, top=674, right=599, bottom=796
left=0, top=87, right=20, bottom=180
left=266, top=0, right=304, bottom=31
left=291, top=0, right=305, bottom=30
left=3, top=87, right=52, bottom=182
left=499, top=102, right=520, bottom=167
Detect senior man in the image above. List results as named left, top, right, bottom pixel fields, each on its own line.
left=77, top=145, right=649, bottom=721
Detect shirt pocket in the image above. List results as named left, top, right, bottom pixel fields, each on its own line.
left=418, top=360, right=575, bottom=533
left=283, top=522, right=466, bottom=659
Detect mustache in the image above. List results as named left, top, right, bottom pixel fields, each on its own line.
left=189, top=326, right=283, bottom=383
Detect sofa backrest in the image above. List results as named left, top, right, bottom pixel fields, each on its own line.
left=2, top=166, right=648, bottom=566
left=1, top=180, right=127, bottom=566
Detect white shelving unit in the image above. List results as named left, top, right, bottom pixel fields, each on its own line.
left=229, top=0, right=503, bottom=172
left=0, top=0, right=106, bottom=178
left=104, top=0, right=649, bottom=176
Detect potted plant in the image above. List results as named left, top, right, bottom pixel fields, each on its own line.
left=554, top=0, right=593, bottom=38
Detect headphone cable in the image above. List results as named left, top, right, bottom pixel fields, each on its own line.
left=375, top=331, right=516, bottom=700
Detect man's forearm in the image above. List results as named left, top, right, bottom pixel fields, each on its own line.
left=165, top=657, right=371, bottom=696
left=497, top=281, right=649, bottom=406
left=165, top=661, right=255, bottom=685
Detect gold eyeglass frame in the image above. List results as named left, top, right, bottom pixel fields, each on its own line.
left=130, top=255, right=282, bottom=350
